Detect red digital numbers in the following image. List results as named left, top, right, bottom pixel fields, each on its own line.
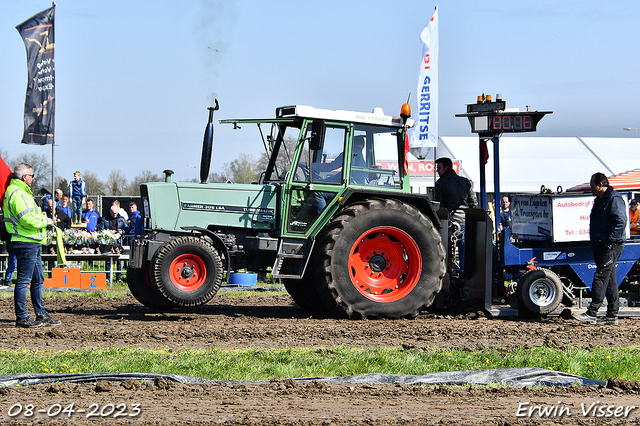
left=491, top=115, right=534, bottom=132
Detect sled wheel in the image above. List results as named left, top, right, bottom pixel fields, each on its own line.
left=152, top=235, right=223, bottom=307
left=517, top=268, right=563, bottom=315
left=283, top=264, right=327, bottom=311
left=315, top=198, right=445, bottom=319
left=127, top=263, right=174, bottom=310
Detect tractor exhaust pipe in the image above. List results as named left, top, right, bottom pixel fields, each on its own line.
left=200, top=100, right=219, bottom=184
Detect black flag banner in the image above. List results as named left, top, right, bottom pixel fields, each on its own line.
left=16, top=6, right=55, bottom=145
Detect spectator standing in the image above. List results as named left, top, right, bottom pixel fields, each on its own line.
left=499, top=196, right=512, bottom=230
left=112, top=199, right=128, bottom=221
left=82, top=199, right=101, bottom=232
left=433, top=157, right=478, bottom=228
left=49, top=197, right=71, bottom=230
left=127, top=202, right=144, bottom=236
left=68, top=172, right=86, bottom=224
left=40, top=188, right=62, bottom=212
left=57, top=194, right=73, bottom=221
left=103, top=205, right=127, bottom=282
left=3, top=248, right=16, bottom=286
left=2, top=163, right=60, bottom=328
left=573, top=172, right=626, bottom=325
left=630, top=199, right=639, bottom=236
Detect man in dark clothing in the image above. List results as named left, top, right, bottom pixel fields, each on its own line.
left=433, top=157, right=478, bottom=227
left=104, top=205, right=127, bottom=282
left=45, top=198, right=72, bottom=231
left=499, top=196, right=512, bottom=230
left=573, top=172, right=627, bottom=325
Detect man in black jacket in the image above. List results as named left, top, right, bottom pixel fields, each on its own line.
left=574, top=172, right=627, bottom=325
left=433, top=157, right=478, bottom=228
left=103, top=206, right=127, bottom=282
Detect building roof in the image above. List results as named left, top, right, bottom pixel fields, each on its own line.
left=567, top=167, right=640, bottom=193
left=432, top=136, right=639, bottom=194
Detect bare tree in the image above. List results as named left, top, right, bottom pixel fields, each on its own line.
left=106, top=169, right=128, bottom=196
left=12, top=152, right=52, bottom=195
left=81, top=170, right=106, bottom=196
left=208, top=171, right=229, bottom=183
left=0, top=149, right=11, bottom=166
left=57, top=178, right=68, bottom=195
left=256, top=136, right=296, bottom=173
left=128, top=170, right=163, bottom=195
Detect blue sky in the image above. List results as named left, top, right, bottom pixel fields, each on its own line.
left=1, top=0, right=639, bottom=182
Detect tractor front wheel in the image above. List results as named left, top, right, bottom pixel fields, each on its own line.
left=152, top=236, right=223, bottom=308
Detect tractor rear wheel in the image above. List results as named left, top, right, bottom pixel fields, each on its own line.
left=152, top=235, right=223, bottom=307
left=127, top=263, right=174, bottom=310
left=517, top=268, right=563, bottom=315
left=314, top=199, right=445, bottom=319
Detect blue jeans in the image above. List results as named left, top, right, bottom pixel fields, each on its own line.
left=72, top=197, right=82, bottom=222
left=14, top=245, right=46, bottom=320
left=4, top=249, right=17, bottom=282
left=105, top=259, right=122, bottom=282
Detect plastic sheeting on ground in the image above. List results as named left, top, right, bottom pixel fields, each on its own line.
left=0, top=368, right=605, bottom=388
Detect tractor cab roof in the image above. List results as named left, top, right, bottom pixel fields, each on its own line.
left=220, top=105, right=414, bottom=129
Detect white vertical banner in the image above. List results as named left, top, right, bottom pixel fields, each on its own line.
left=411, top=6, right=438, bottom=150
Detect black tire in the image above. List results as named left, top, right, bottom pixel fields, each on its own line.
left=127, top=264, right=174, bottom=310
left=314, top=198, right=446, bottom=319
left=283, top=264, right=327, bottom=311
left=152, top=236, right=223, bottom=308
left=516, top=268, right=563, bottom=315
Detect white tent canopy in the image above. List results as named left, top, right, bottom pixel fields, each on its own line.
left=431, top=136, right=639, bottom=194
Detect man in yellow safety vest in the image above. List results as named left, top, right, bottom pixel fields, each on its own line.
left=3, top=163, right=61, bottom=328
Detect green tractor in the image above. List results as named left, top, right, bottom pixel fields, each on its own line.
left=128, top=103, right=446, bottom=319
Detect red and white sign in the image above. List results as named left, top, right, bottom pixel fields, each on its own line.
left=377, top=160, right=460, bottom=176
left=552, top=196, right=594, bottom=242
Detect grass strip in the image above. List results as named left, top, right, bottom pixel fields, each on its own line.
left=0, top=346, right=639, bottom=382
left=0, top=283, right=287, bottom=299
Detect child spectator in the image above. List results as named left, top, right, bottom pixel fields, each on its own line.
left=68, top=171, right=86, bottom=224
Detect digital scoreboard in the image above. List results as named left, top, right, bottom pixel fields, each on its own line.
left=456, top=95, right=551, bottom=135
left=469, top=112, right=548, bottom=134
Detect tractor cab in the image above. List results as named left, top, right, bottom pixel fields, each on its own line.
left=222, top=105, right=410, bottom=239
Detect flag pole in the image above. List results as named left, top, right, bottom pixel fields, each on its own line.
left=51, top=143, right=55, bottom=210
left=52, top=1, right=55, bottom=206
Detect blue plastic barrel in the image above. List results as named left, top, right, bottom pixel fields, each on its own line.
left=228, top=273, right=257, bottom=286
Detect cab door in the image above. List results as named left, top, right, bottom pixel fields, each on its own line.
left=283, top=122, right=350, bottom=237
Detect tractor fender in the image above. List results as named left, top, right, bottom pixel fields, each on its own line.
left=180, top=226, right=231, bottom=282
left=337, top=188, right=442, bottom=230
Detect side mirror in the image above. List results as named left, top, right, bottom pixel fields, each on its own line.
left=310, top=120, right=325, bottom=151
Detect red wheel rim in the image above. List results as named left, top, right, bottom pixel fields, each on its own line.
left=348, top=226, right=422, bottom=302
left=169, top=253, right=207, bottom=291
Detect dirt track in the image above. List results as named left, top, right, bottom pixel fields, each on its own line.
left=1, top=291, right=640, bottom=425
